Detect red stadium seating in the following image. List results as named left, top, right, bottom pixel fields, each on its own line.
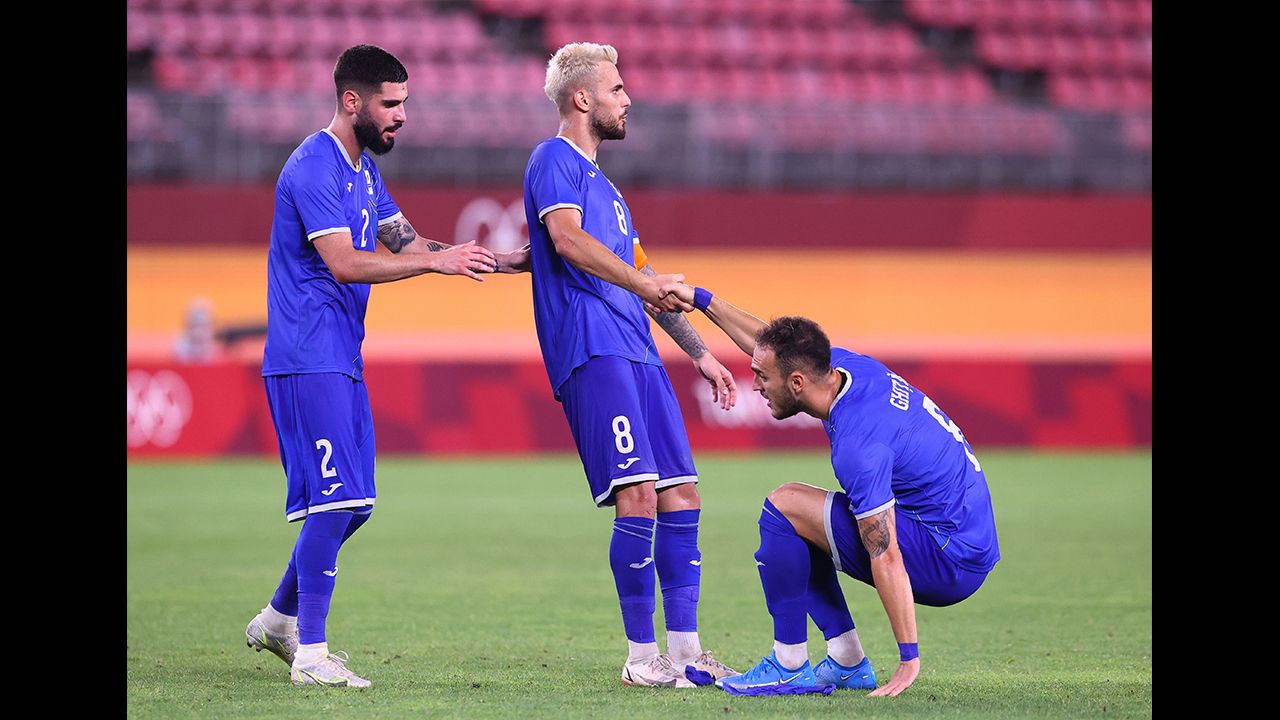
left=127, top=0, right=1149, bottom=160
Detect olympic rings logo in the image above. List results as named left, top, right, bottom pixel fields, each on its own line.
left=126, top=369, right=193, bottom=448
left=455, top=197, right=527, bottom=252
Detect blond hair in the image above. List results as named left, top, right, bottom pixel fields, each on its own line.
left=544, top=42, right=619, bottom=111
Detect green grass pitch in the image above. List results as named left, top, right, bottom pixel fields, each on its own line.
left=127, top=451, right=1151, bottom=718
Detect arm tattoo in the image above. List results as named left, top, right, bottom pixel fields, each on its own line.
left=858, top=509, right=893, bottom=559
left=641, top=265, right=708, bottom=358
left=377, top=216, right=418, bottom=253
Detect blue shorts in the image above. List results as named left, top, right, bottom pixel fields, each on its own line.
left=823, top=491, right=988, bottom=607
left=264, top=373, right=376, bottom=522
left=558, top=355, right=698, bottom=507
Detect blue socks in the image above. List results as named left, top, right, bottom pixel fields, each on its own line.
left=610, top=517, right=657, bottom=644
left=806, top=542, right=856, bottom=640
left=612, top=509, right=704, bottom=654
left=269, top=510, right=370, bottom=646
left=269, top=510, right=371, bottom=620
left=295, top=511, right=350, bottom=645
left=655, top=509, right=701, bottom=632
left=754, top=499, right=810, bottom=645
left=269, top=556, right=300, bottom=617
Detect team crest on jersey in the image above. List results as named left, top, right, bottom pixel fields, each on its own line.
left=365, top=169, right=374, bottom=195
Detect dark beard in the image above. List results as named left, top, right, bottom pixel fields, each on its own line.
left=591, top=111, right=626, bottom=140
left=768, top=394, right=803, bottom=420
left=354, top=110, right=397, bottom=155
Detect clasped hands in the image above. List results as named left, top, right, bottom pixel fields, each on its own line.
left=644, top=274, right=699, bottom=314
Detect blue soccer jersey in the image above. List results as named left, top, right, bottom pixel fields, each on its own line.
left=522, top=136, right=661, bottom=396
left=262, top=129, right=402, bottom=380
left=824, top=347, right=1000, bottom=573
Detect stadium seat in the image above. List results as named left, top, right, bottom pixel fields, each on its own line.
left=127, top=9, right=157, bottom=52
left=1121, top=112, right=1152, bottom=153
left=1118, top=75, right=1151, bottom=109
left=226, top=12, right=270, bottom=57
left=1010, top=31, right=1049, bottom=71
left=974, top=31, right=1013, bottom=68
left=971, top=0, right=1011, bottom=30
left=1080, top=74, right=1122, bottom=112
left=1047, top=73, right=1087, bottom=110
left=1125, top=34, right=1153, bottom=76
left=127, top=90, right=166, bottom=141
left=885, top=25, right=928, bottom=70
left=1011, top=0, right=1050, bottom=32
left=955, top=67, right=994, bottom=106
left=1046, top=33, right=1083, bottom=72
left=126, top=0, right=1150, bottom=168
left=1104, top=0, right=1151, bottom=33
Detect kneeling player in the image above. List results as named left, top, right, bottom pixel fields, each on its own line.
left=659, top=284, right=1001, bottom=697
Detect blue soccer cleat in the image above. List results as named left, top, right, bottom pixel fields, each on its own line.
left=715, top=651, right=835, bottom=696
left=813, top=655, right=877, bottom=690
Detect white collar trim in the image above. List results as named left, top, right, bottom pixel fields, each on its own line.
left=556, top=135, right=598, bottom=166
left=829, top=367, right=854, bottom=414
left=322, top=128, right=361, bottom=172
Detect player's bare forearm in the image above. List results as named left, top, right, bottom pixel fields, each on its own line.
left=543, top=209, right=688, bottom=310
left=318, top=232, right=437, bottom=283
left=866, top=521, right=923, bottom=700
left=703, top=296, right=768, bottom=357
left=318, top=231, right=495, bottom=283
left=860, top=508, right=918, bottom=645
left=641, top=266, right=708, bottom=358
left=377, top=216, right=451, bottom=254
left=547, top=214, right=650, bottom=295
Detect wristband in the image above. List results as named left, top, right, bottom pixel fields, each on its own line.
left=693, top=287, right=713, bottom=311
left=898, top=642, right=919, bottom=662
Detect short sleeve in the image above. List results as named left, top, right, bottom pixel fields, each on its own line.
left=527, top=142, right=584, bottom=222
left=832, top=441, right=896, bottom=519
left=292, top=156, right=349, bottom=242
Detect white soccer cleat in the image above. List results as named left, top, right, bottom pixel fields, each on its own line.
left=621, top=653, right=696, bottom=688
left=290, top=650, right=371, bottom=688
left=245, top=611, right=297, bottom=667
left=679, top=650, right=739, bottom=685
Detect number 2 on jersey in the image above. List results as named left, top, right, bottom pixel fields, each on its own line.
left=922, top=396, right=982, bottom=472
left=315, top=438, right=338, bottom=478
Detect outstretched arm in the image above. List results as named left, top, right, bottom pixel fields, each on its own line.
left=858, top=506, right=921, bottom=697
left=660, top=284, right=768, bottom=358
left=543, top=208, right=690, bottom=312
left=315, top=227, right=496, bottom=284
left=376, top=215, right=447, bottom=253
left=640, top=264, right=736, bottom=411
left=376, top=215, right=529, bottom=273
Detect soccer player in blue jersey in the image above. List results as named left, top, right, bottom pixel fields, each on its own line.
left=523, top=42, right=741, bottom=688
left=659, top=283, right=1000, bottom=697
left=244, top=44, right=529, bottom=688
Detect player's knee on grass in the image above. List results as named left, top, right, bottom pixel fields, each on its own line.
left=767, top=483, right=831, bottom=549
left=614, top=481, right=658, bottom=518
